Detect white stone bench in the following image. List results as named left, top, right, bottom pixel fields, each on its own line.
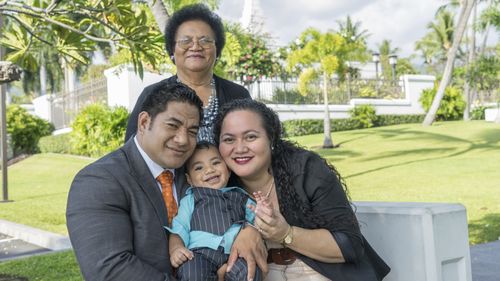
left=354, top=202, right=472, bottom=281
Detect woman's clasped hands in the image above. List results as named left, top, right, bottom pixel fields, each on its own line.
left=250, top=191, right=290, bottom=243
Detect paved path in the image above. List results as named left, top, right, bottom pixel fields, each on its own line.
left=0, top=233, right=50, bottom=262
left=470, top=240, right=500, bottom=281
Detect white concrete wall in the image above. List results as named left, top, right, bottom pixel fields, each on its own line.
left=102, top=67, right=434, bottom=121
left=104, top=65, right=171, bottom=110
left=268, top=75, right=434, bottom=121
left=354, top=202, right=472, bottom=281
left=485, top=107, right=499, bottom=122
left=31, top=94, right=52, bottom=121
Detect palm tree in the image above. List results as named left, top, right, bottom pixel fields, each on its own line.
left=423, top=0, right=476, bottom=126
left=415, top=9, right=459, bottom=74
left=336, top=15, right=370, bottom=61
left=377, top=39, right=400, bottom=80
left=288, top=29, right=351, bottom=148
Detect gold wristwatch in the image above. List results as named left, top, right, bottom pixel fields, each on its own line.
left=282, top=225, right=294, bottom=245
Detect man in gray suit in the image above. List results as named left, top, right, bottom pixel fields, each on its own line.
left=68, top=83, right=231, bottom=281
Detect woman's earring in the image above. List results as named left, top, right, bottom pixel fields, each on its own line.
left=170, top=55, right=175, bottom=63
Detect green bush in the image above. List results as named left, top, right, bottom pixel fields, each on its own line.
left=71, top=104, right=128, bottom=157
left=376, top=114, right=425, bottom=126
left=39, top=133, right=74, bottom=154
left=471, top=106, right=487, bottom=120
left=419, top=86, right=465, bottom=121
left=282, top=119, right=323, bottom=137
left=358, top=86, right=377, bottom=98
left=6, top=105, right=54, bottom=156
left=349, top=104, right=378, bottom=128
left=283, top=114, right=425, bottom=137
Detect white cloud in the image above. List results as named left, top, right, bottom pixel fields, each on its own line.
left=217, top=0, right=445, bottom=57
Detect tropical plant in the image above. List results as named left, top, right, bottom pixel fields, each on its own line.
left=0, top=0, right=166, bottom=80
left=71, top=104, right=128, bottom=157
left=287, top=28, right=351, bottom=148
left=222, top=23, right=279, bottom=84
left=423, top=0, right=476, bottom=126
left=420, top=85, right=466, bottom=121
left=6, top=105, right=54, bottom=156
left=336, top=15, right=370, bottom=62
left=349, top=104, right=378, bottom=128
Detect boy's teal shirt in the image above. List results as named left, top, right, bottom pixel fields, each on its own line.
left=165, top=186, right=256, bottom=254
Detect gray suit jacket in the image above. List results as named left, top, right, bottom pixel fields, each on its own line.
left=67, top=138, right=187, bottom=281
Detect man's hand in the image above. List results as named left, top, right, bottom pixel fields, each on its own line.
left=227, top=226, right=268, bottom=281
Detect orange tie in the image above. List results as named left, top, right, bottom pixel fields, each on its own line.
left=156, top=170, right=178, bottom=226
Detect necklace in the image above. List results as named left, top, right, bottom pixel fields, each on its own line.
left=177, top=76, right=218, bottom=143
left=264, top=179, right=275, bottom=198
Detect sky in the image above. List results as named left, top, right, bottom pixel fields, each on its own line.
left=216, top=0, right=448, bottom=59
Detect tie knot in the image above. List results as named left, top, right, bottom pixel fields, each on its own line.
left=157, top=170, right=173, bottom=186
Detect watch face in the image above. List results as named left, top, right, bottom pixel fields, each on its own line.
left=284, top=234, right=292, bottom=244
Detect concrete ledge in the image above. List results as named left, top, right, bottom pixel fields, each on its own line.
left=485, top=108, right=499, bottom=122
left=354, top=202, right=472, bottom=281
left=0, top=219, right=71, bottom=251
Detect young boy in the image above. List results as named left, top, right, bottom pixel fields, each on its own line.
left=166, top=142, right=262, bottom=281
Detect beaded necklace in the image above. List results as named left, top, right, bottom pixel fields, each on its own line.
left=177, top=77, right=218, bottom=143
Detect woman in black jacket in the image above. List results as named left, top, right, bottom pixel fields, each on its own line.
left=125, top=4, right=249, bottom=143
left=213, top=99, right=390, bottom=281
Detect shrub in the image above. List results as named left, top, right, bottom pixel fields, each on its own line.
left=349, top=104, right=378, bottom=128
left=39, top=133, right=74, bottom=154
left=419, top=86, right=465, bottom=121
left=376, top=114, right=425, bottom=126
left=6, top=105, right=54, bottom=156
left=282, top=119, right=323, bottom=137
left=471, top=106, right=487, bottom=120
left=71, top=104, right=128, bottom=157
left=358, top=86, right=377, bottom=98
left=283, top=114, right=425, bottom=137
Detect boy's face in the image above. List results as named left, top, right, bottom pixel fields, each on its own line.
left=186, top=146, right=230, bottom=189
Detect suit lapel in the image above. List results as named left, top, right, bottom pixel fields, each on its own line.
left=175, top=166, right=189, bottom=199
left=123, top=139, right=169, bottom=227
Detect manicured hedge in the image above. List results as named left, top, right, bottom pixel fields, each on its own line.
left=39, top=133, right=74, bottom=154
left=283, top=114, right=426, bottom=137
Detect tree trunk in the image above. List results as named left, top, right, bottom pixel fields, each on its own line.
left=423, top=0, right=476, bottom=126
left=322, top=72, right=334, bottom=148
left=463, top=1, right=476, bottom=121
left=40, top=54, right=47, bottom=96
left=146, top=0, right=170, bottom=34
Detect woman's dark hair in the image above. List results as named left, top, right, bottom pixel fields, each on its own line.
left=214, top=99, right=352, bottom=230
left=164, top=3, right=226, bottom=60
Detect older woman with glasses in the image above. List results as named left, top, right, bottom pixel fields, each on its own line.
left=125, top=3, right=250, bottom=144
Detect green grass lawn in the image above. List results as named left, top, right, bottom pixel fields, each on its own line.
left=0, top=251, right=81, bottom=280
left=0, top=121, right=499, bottom=279
left=291, top=120, right=500, bottom=245
left=1, top=153, right=93, bottom=235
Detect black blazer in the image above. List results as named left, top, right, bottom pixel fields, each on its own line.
left=124, top=74, right=250, bottom=141
left=66, top=139, right=187, bottom=280
left=277, top=149, right=390, bottom=281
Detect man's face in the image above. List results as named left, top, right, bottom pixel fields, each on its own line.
left=137, top=101, right=200, bottom=169
left=186, top=145, right=230, bottom=189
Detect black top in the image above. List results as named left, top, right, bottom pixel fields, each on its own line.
left=277, top=149, right=390, bottom=281
left=124, top=74, right=251, bottom=142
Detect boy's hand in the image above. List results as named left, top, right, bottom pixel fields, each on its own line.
left=170, top=246, right=193, bottom=268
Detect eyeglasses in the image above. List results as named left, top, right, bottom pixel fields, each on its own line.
left=175, top=37, right=216, bottom=50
